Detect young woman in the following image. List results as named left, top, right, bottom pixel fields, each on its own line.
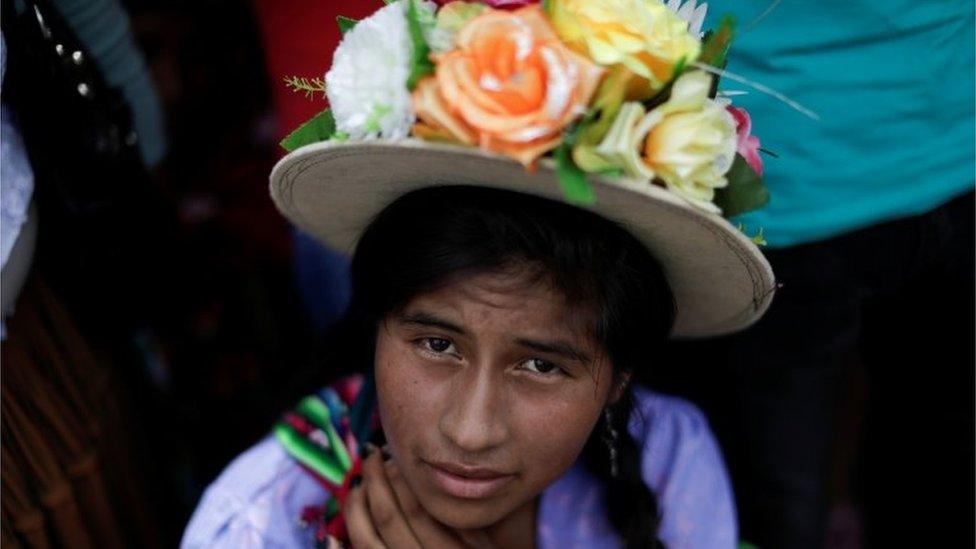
left=184, top=176, right=771, bottom=549
left=184, top=2, right=777, bottom=547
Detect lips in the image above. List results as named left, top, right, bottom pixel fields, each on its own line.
left=424, top=460, right=516, bottom=499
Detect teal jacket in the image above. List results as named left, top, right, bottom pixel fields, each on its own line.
left=717, top=0, right=974, bottom=247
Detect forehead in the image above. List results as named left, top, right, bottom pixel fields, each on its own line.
left=401, top=268, right=592, bottom=338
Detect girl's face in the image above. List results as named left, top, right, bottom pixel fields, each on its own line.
left=374, top=268, right=623, bottom=530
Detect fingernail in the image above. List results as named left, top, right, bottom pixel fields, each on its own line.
left=351, top=474, right=362, bottom=488
left=380, top=444, right=392, bottom=460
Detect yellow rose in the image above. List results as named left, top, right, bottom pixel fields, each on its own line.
left=596, top=71, right=737, bottom=214
left=548, top=0, right=701, bottom=93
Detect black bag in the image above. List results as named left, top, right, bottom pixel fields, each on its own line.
left=2, top=0, right=176, bottom=332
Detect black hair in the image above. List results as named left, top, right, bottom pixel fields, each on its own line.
left=301, top=185, right=674, bottom=548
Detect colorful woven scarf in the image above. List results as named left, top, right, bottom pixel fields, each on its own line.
left=274, top=373, right=379, bottom=547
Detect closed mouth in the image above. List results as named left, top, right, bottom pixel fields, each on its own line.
left=423, top=460, right=517, bottom=499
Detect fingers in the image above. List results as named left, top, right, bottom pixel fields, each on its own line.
left=362, top=448, right=423, bottom=549
left=383, top=461, right=465, bottom=549
left=345, top=481, right=385, bottom=549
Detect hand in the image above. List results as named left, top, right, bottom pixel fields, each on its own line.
left=344, top=445, right=485, bottom=549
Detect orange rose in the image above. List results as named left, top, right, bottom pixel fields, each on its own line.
left=412, top=5, right=604, bottom=166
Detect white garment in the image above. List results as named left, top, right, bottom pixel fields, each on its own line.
left=0, top=34, right=36, bottom=338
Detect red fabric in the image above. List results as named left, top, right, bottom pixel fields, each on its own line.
left=252, top=0, right=380, bottom=146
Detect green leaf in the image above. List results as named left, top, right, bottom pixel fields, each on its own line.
left=280, top=109, right=336, bottom=152
left=567, top=66, right=633, bottom=172
left=337, top=15, right=358, bottom=35
left=735, top=224, right=767, bottom=246
left=699, top=15, right=735, bottom=68
left=282, top=75, right=326, bottom=100
left=555, top=143, right=595, bottom=205
left=714, top=154, right=769, bottom=217
left=406, top=0, right=436, bottom=90
left=671, top=55, right=687, bottom=79
left=751, top=228, right=767, bottom=246
left=436, top=1, right=489, bottom=35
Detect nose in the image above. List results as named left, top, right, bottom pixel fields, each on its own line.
left=438, top=364, right=509, bottom=454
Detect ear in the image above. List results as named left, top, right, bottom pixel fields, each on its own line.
left=608, top=371, right=632, bottom=405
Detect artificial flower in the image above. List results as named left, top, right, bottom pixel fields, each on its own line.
left=433, top=0, right=538, bottom=7
left=326, top=1, right=435, bottom=139
left=595, top=70, right=737, bottom=213
left=727, top=105, right=764, bottom=176
left=412, top=5, right=604, bottom=165
left=571, top=65, right=642, bottom=172
left=426, top=1, right=489, bottom=52
left=664, top=0, right=708, bottom=37
left=547, top=0, right=701, bottom=93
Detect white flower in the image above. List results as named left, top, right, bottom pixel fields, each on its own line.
left=326, top=1, right=434, bottom=139
left=664, top=0, right=708, bottom=37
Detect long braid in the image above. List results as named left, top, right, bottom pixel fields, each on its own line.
left=582, top=388, right=666, bottom=549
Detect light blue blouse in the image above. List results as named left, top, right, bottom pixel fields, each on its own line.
left=182, top=387, right=737, bottom=548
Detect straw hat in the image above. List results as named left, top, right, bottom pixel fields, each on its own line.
left=270, top=139, right=775, bottom=338
left=269, top=0, right=778, bottom=338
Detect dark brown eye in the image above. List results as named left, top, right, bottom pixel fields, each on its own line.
left=522, top=358, right=559, bottom=375
left=424, top=337, right=454, bottom=353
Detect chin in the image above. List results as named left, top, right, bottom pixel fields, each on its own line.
left=423, top=496, right=513, bottom=530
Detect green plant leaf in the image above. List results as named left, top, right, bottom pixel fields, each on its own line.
left=699, top=15, right=735, bottom=68
left=555, top=143, right=595, bottom=204
left=337, top=15, right=358, bottom=34
left=672, top=55, right=687, bottom=78
left=714, top=154, right=769, bottom=217
left=568, top=66, right=633, bottom=172
left=280, top=109, right=336, bottom=152
left=735, top=224, right=767, bottom=246
left=282, top=75, right=327, bottom=100
left=406, top=0, right=436, bottom=90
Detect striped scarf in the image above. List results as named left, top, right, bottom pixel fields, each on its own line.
left=274, top=374, right=379, bottom=547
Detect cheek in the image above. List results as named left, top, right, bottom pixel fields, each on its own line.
left=374, top=336, right=440, bottom=459
left=513, top=395, right=602, bottom=489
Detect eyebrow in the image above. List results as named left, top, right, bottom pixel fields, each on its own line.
left=515, top=338, right=592, bottom=365
left=396, top=311, right=467, bottom=335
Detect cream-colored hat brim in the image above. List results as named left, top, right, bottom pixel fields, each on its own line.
left=270, top=139, right=775, bottom=338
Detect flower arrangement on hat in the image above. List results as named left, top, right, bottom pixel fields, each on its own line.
left=282, top=0, right=770, bottom=226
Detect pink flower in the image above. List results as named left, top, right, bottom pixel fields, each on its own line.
left=727, top=106, right=764, bottom=176
left=434, top=0, right=538, bottom=7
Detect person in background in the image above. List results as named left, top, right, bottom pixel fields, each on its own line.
left=251, top=0, right=379, bottom=334
left=1, top=0, right=171, bottom=545
left=662, top=2, right=975, bottom=547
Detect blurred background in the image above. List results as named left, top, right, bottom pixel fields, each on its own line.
left=0, top=0, right=972, bottom=548
left=0, top=0, right=380, bottom=545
